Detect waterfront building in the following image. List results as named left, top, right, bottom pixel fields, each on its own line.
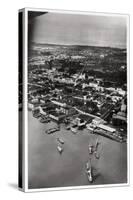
left=97, top=124, right=116, bottom=133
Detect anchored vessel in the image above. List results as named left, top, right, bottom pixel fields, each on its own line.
left=57, top=137, right=65, bottom=144
left=45, top=126, right=60, bottom=134
left=57, top=145, right=64, bottom=154
left=86, top=159, right=93, bottom=183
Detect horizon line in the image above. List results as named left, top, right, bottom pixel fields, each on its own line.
left=30, top=41, right=126, bottom=50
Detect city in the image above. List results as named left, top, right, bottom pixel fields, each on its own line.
left=28, top=43, right=127, bottom=143
left=24, top=42, right=127, bottom=188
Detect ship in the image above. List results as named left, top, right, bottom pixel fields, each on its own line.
left=86, top=159, right=93, bottom=183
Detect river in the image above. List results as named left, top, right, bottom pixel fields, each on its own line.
left=28, top=111, right=127, bottom=189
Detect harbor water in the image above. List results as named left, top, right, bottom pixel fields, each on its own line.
left=28, top=111, right=127, bottom=189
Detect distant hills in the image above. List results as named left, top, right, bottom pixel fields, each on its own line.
left=29, top=42, right=126, bottom=51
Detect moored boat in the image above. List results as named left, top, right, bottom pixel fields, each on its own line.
left=57, top=137, right=64, bottom=144
left=45, top=126, right=60, bottom=134
left=71, top=124, right=78, bottom=133
left=57, top=145, right=63, bottom=154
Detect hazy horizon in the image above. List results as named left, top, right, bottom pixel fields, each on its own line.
left=30, top=41, right=126, bottom=49
left=29, top=12, right=127, bottom=49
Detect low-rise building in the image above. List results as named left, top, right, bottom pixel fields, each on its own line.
left=97, top=124, right=116, bottom=133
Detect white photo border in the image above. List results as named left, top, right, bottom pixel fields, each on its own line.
left=22, top=7, right=130, bottom=192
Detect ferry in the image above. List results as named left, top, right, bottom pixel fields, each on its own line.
left=57, top=145, right=63, bottom=154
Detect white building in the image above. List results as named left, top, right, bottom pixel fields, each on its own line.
left=89, top=82, right=98, bottom=88
left=97, top=124, right=116, bottom=133
left=116, top=88, right=126, bottom=96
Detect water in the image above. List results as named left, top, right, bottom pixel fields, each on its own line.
left=28, top=111, right=127, bottom=189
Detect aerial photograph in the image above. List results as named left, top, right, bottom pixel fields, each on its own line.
left=26, top=11, right=128, bottom=189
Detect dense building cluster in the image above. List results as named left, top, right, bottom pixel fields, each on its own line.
left=25, top=43, right=127, bottom=142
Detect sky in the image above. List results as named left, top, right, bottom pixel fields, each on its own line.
left=29, top=12, right=127, bottom=48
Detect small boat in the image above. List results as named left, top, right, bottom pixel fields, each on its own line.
left=95, top=138, right=100, bottom=151
left=33, top=113, right=41, bottom=118
left=88, top=145, right=93, bottom=154
left=57, top=145, right=63, bottom=154
left=94, top=151, right=100, bottom=159
left=45, top=126, right=60, bottom=134
left=88, top=139, right=100, bottom=157
left=57, top=137, right=64, bottom=144
left=71, top=124, right=78, bottom=133
left=71, top=127, right=77, bottom=133
left=86, top=160, right=93, bottom=183
left=64, top=118, right=70, bottom=124
left=40, top=118, right=50, bottom=123
left=66, top=125, right=71, bottom=130
left=94, top=139, right=100, bottom=159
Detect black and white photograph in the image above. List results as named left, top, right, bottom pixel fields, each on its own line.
left=19, top=8, right=129, bottom=192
